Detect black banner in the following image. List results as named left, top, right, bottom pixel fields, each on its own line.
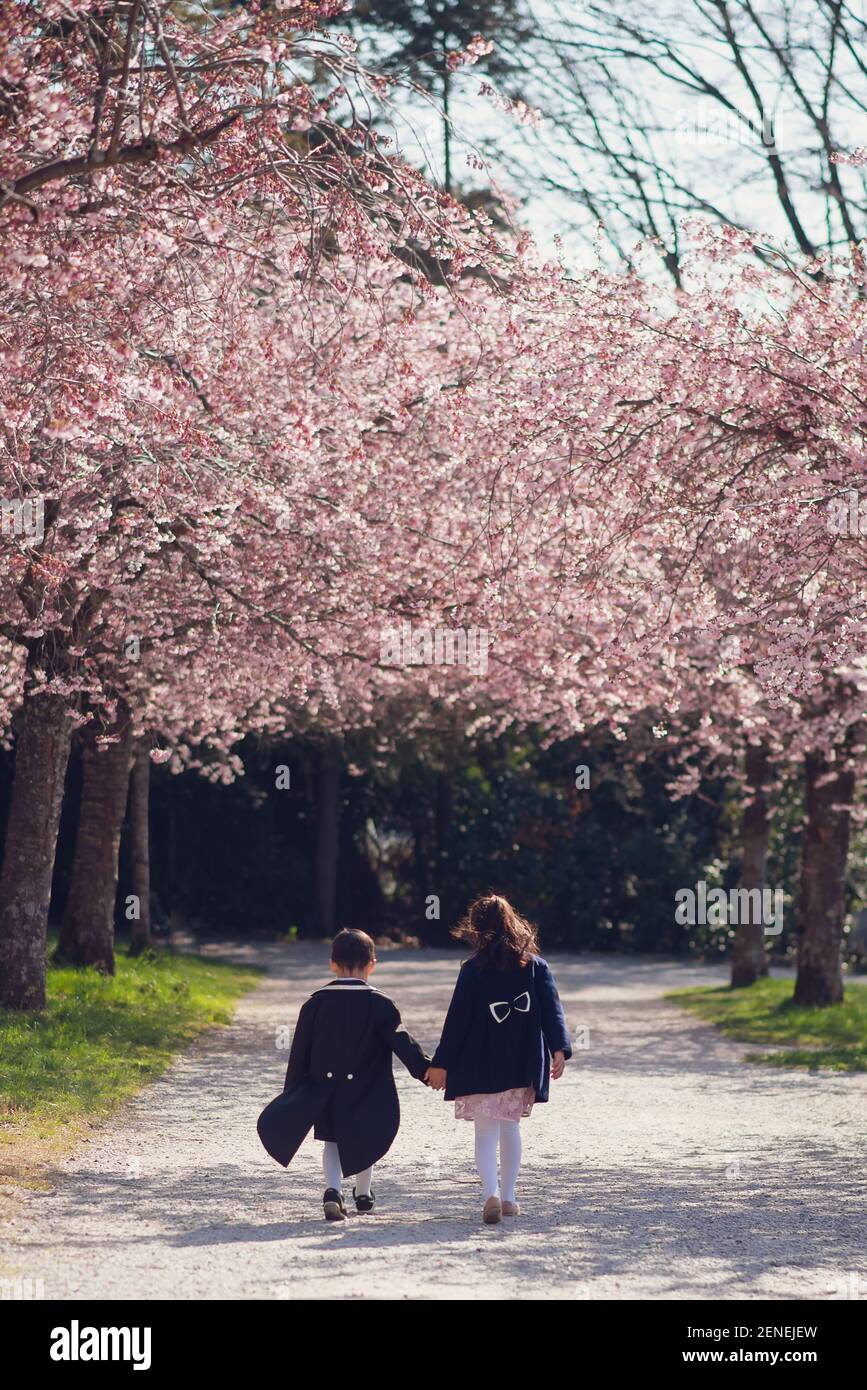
left=1, top=1298, right=858, bottom=1375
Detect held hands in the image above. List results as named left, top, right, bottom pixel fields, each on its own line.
left=425, top=1057, right=563, bottom=1087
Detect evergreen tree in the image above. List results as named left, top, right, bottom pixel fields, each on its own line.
left=349, top=1, right=529, bottom=191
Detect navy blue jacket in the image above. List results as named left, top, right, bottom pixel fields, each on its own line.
left=431, top=954, right=571, bottom=1102
left=257, top=979, right=430, bottom=1177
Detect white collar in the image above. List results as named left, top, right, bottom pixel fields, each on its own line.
left=313, top=978, right=378, bottom=993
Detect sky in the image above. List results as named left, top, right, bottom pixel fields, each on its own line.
left=348, top=0, right=867, bottom=271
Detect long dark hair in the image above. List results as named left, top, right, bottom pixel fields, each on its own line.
left=452, top=893, right=540, bottom=970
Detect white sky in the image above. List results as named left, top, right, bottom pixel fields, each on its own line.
left=353, top=0, right=867, bottom=269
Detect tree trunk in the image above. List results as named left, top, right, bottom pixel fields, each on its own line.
left=57, top=705, right=134, bottom=973
left=793, top=747, right=854, bottom=1006
left=437, top=29, right=453, bottom=194
left=442, top=61, right=452, bottom=194
left=411, top=816, right=428, bottom=900
left=730, top=743, right=772, bottom=987
left=128, top=740, right=152, bottom=956
left=435, top=770, right=451, bottom=875
left=313, top=742, right=340, bottom=938
left=0, top=692, right=75, bottom=1010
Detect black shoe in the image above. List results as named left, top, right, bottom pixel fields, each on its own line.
left=323, top=1188, right=346, bottom=1221
left=353, top=1187, right=376, bottom=1214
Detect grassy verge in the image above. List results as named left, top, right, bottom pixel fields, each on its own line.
left=0, top=944, right=260, bottom=1191
left=668, top=976, right=867, bottom=1072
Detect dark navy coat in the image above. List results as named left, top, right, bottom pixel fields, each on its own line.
left=257, top=979, right=430, bottom=1178
left=431, top=955, right=571, bottom=1102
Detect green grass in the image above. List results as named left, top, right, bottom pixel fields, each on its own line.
left=0, top=943, right=260, bottom=1187
left=669, top=976, right=867, bottom=1072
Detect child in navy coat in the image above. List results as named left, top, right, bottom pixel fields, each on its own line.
left=426, top=894, right=571, bottom=1224
left=257, top=929, right=432, bottom=1220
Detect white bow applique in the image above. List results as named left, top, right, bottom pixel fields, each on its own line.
left=488, top=991, right=531, bottom=1024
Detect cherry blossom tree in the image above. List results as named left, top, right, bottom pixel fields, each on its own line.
left=508, top=231, right=867, bottom=1004
left=0, top=0, right=519, bottom=1007
left=380, top=226, right=867, bottom=1003
left=4, top=0, right=866, bottom=1017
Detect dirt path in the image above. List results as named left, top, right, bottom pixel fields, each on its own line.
left=2, top=943, right=865, bottom=1301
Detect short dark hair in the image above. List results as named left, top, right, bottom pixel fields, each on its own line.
left=331, top=928, right=375, bottom=972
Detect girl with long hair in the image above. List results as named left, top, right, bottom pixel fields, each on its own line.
left=426, top=894, right=571, bottom=1224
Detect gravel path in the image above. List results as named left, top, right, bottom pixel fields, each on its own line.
left=2, top=943, right=865, bottom=1301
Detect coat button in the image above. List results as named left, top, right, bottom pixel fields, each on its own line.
left=326, top=1071, right=333, bottom=1078
left=347, top=1073, right=354, bottom=1080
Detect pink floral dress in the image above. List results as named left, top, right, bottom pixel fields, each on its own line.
left=454, top=1085, right=535, bottom=1122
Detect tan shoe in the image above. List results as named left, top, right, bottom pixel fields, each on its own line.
left=483, top=1196, right=502, bottom=1224
left=502, top=1200, right=520, bottom=1217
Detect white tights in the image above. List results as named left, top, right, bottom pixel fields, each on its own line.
left=322, top=1141, right=373, bottom=1196
left=473, top=1118, right=522, bottom=1202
